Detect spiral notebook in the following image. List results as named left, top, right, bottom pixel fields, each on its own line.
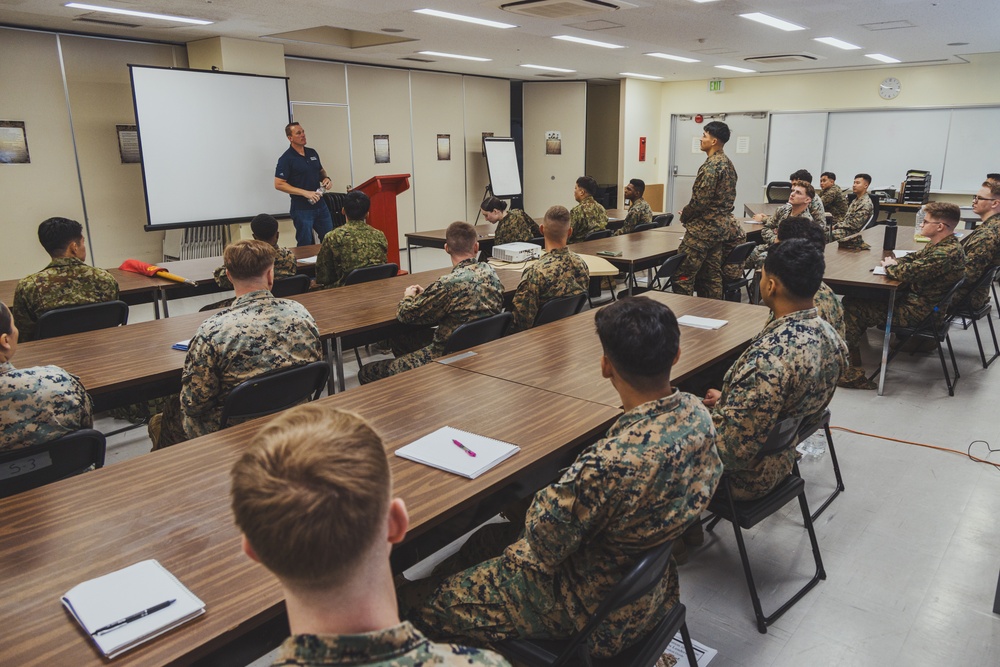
left=395, top=426, right=520, bottom=479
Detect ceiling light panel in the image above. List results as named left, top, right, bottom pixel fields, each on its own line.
left=413, top=9, right=517, bottom=29
left=620, top=72, right=663, bottom=80
left=866, top=53, right=901, bottom=63
left=716, top=65, right=756, bottom=73
left=553, top=34, right=625, bottom=49
left=64, top=3, right=212, bottom=25
left=521, top=64, right=576, bottom=72
left=418, top=51, right=491, bottom=61
left=646, top=52, right=700, bottom=63
left=814, top=37, right=862, bottom=50
left=739, top=12, right=806, bottom=32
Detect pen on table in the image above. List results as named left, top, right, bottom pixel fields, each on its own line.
left=452, top=439, right=477, bottom=457
left=92, top=599, right=176, bottom=636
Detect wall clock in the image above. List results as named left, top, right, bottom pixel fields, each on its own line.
left=879, top=77, right=901, bottom=100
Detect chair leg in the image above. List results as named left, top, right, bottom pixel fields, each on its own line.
left=980, top=313, right=1000, bottom=368
left=935, top=338, right=954, bottom=396
left=971, top=317, right=988, bottom=368
left=727, top=517, right=769, bottom=634
left=810, top=423, right=845, bottom=522
left=354, top=347, right=363, bottom=368
left=679, top=622, right=699, bottom=667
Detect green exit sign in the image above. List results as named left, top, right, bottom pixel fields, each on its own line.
left=708, top=79, right=725, bottom=93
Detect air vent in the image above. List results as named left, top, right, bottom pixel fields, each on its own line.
left=501, top=0, right=624, bottom=20
left=861, top=20, right=915, bottom=31
left=536, top=72, right=571, bottom=77
left=744, top=53, right=819, bottom=65
left=400, top=56, right=436, bottom=63
left=74, top=17, right=141, bottom=28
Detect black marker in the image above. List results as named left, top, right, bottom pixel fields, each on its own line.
left=92, top=599, right=176, bottom=636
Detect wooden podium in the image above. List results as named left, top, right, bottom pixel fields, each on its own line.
left=355, top=174, right=410, bottom=267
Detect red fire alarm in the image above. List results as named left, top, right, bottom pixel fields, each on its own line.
left=694, top=114, right=704, bottom=124
left=639, top=136, right=646, bottom=162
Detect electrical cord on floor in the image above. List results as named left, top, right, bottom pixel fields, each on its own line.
left=830, top=426, right=1000, bottom=471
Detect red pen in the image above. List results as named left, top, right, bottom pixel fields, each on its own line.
left=452, top=439, right=477, bottom=457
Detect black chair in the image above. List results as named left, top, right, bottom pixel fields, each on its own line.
left=342, top=263, right=400, bottom=365
left=585, top=229, right=613, bottom=241
left=533, top=293, right=587, bottom=327
left=721, top=242, right=758, bottom=302
left=529, top=236, right=546, bottom=247
left=765, top=181, right=792, bottom=203
left=653, top=213, right=674, bottom=227
left=270, top=274, right=312, bottom=298
left=869, top=277, right=966, bottom=395
left=0, top=429, right=106, bottom=499
left=705, top=416, right=826, bottom=633
left=630, top=253, right=686, bottom=296
left=443, top=312, right=512, bottom=354
left=631, top=222, right=656, bottom=234
left=498, top=539, right=700, bottom=667
left=36, top=300, right=129, bottom=340
left=219, top=361, right=330, bottom=428
left=795, top=409, right=844, bottom=521
left=952, top=265, right=1000, bottom=369
left=847, top=192, right=882, bottom=227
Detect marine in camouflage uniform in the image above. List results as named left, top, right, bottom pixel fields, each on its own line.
left=0, top=362, right=93, bottom=452
left=568, top=196, right=607, bottom=244
left=759, top=197, right=827, bottom=246
left=214, top=244, right=299, bottom=290
left=614, top=198, right=653, bottom=236
left=493, top=209, right=540, bottom=247
left=153, top=290, right=322, bottom=447
left=315, top=219, right=389, bottom=288
left=820, top=183, right=848, bottom=225
left=955, top=212, right=1000, bottom=309
left=12, top=257, right=119, bottom=342
left=357, top=259, right=503, bottom=384
left=829, top=193, right=872, bottom=250
left=271, top=623, right=510, bottom=667
left=403, top=391, right=722, bottom=659
left=509, top=247, right=590, bottom=333
left=674, top=150, right=739, bottom=299
left=712, top=308, right=847, bottom=500
left=763, top=281, right=845, bottom=341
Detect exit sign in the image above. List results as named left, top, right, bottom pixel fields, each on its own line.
left=708, top=79, right=724, bottom=93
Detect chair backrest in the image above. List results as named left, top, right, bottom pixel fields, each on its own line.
left=528, top=236, right=545, bottom=247
left=957, top=265, right=1000, bottom=311
left=723, top=241, right=758, bottom=268
left=633, top=222, right=657, bottom=233
left=443, top=312, right=512, bottom=354
left=758, top=416, right=805, bottom=458
left=934, top=276, right=966, bottom=319
left=36, top=300, right=129, bottom=340
left=765, top=181, right=792, bottom=203
left=270, top=274, right=312, bottom=298
left=219, top=361, right=330, bottom=428
left=343, top=263, right=399, bottom=285
left=867, top=192, right=882, bottom=226
left=585, top=229, right=612, bottom=241
left=653, top=213, right=674, bottom=227
left=548, top=539, right=676, bottom=666
left=533, top=293, right=587, bottom=327
left=0, top=429, right=106, bottom=499
left=653, top=253, right=687, bottom=289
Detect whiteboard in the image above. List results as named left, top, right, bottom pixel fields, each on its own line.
left=130, top=66, right=291, bottom=229
left=483, top=137, right=522, bottom=198
left=942, top=108, right=1000, bottom=191
left=765, top=112, right=828, bottom=184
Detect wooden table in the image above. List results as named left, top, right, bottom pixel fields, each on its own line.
left=0, top=269, right=177, bottom=320
left=441, top=292, right=770, bottom=408
left=652, top=220, right=765, bottom=243
left=745, top=202, right=782, bottom=219
left=568, top=231, right=684, bottom=296
left=404, top=224, right=495, bottom=268
left=0, top=362, right=620, bottom=667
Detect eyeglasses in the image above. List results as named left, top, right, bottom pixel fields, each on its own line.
left=972, top=195, right=997, bottom=203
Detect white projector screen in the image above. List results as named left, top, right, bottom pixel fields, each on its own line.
left=129, top=66, right=291, bottom=230
left=483, top=137, right=522, bottom=198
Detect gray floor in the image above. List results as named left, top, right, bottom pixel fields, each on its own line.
left=98, top=255, right=1000, bottom=666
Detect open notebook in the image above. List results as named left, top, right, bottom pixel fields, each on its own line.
left=395, top=426, right=520, bottom=479
left=62, top=559, right=205, bottom=659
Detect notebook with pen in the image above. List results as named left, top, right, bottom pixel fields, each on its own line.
left=395, top=426, right=520, bottom=479
left=61, top=559, right=205, bottom=659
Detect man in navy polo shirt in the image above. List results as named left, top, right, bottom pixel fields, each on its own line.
left=274, top=122, right=335, bottom=246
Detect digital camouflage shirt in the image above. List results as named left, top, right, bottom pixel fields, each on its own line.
left=509, top=247, right=589, bottom=333
left=680, top=150, right=737, bottom=240
left=315, top=219, right=389, bottom=288
left=614, top=198, right=653, bottom=236
left=956, top=213, right=1000, bottom=309
left=820, top=184, right=849, bottom=224
left=0, top=361, right=93, bottom=452
left=568, top=196, right=608, bottom=244
left=493, top=210, right=540, bottom=247
left=12, top=257, right=119, bottom=342
left=215, top=244, right=299, bottom=290
left=830, top=193, right=872, bottom=250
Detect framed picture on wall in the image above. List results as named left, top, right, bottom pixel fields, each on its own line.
left=374, top=134, right=390, bottom=164
left=0, top=120, right=30, bottom=164
left=117, top=124, right=140, bottom=163
left=545, top=131, right=561, bottom=156
left=437, top=134, right=451, bottom=161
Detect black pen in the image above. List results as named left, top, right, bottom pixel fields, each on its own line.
left=92, top=599, right=176, bottom=636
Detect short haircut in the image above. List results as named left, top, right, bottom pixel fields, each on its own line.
left=764, top=238, right=823, bottom=299
left=230, top=405, right=391, bottom=589
left=481, top=196, right=508, bottom=213
left=983, top=180, right=1000, bottom=198
left=543, top=205, right=571, bottom=239
left=924, top=201, right=961, bottom=227
left=987, top=173, right=1000, bottom=181
left=777, top=216, right=826, bottom=253
left=576, top=176, right=598, bottom=196
left=855, top=173, right=872, bottom=185
left=0, top=301, right=11, bottom=336
left=284, top=122, right=301, bottom=137
left=594, top=297, right=679, bottom=391
left=791, top=179, right=816, bottom=199
left=703, top=121, right=730, bottom=144
left=250, top=214, right=280, bottom=241
left=821, top=171, right=836, bottom=181
left=343, top=190, right=371, bottom=220
left=37, top=217, right=83, bottom=255
left=789, top=169, right=813, bottom=183
left=628, top=178, right=646, bottom=196
left=445, top=221, right=478, bottom=255
left=224, top=239, right=277, bottom=280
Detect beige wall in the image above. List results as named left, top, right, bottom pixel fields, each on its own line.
left=523, top=81, right=587, bottom=215
left=619, top=78, right=662, bottom=201
left=462, top=77, right=511, bottom=221
left=585, top=82, right=619, bottom=187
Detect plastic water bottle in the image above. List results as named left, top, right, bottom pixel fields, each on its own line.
left=796, top=432, right=827, bottom=458
left=914, top=205, right=929, bottom=242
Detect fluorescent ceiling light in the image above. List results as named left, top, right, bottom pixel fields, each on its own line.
left=418, top=51, right=491, bottom=62
left=553, top=35, right=624, bottom=49
left=64, top=2, right=212, bottom=25
left=715, top=65, right=756, bottom=73
left=690, top=0, right=721, bottom=3
left=814, top=37, right=862, bottom=50
left=646, top=52, right=700, bottom=63
left=414, top=8, right=516, bottom=29
left=739, top=12, right=806, bottom=32
left=620, top=72, right=664, bottom=80
left=521, top=64, right=576, bottom=73
left=866, top=53, right=901, bottom=63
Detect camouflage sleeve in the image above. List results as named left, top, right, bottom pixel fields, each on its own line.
left=101, top=270, right=120, bottom=301
left=712, top=353, right=785, bottom=472
left=180, top=332, right=224, bottom=439
left=760, top=209, right=784, bottom=245
left=314, top=236, right=337, bottom=286
left=809, top=196, right=826, bottom=224
left=213, top=264, right=233, bottom=290
left=397, top=279, right=452, bottom=326
left=831, top=197, right=872, bottom=241
left=962, top=227, right=1000, bottom=287
left=510, top=265, right=542, bottom=333
left=680, top=163, right=718, bottom=224
left=10, top=282, right=36, bottom=342
left=526, top=212, right=541, bottom=239
left=76, top=376, right=95, bottom=429
left=885, top=245, right=953, bottom=285
left=616, top=203, right=651, bottom=236
left=274, top=248, right=300, bottom=278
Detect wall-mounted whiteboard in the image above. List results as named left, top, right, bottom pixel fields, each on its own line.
left=130, top=66, right=291, bottom=230
left=483, top=137, right=522, bottom=198
left=942, top=108, right=1000, bottom=191
left=765, top=112, right=828, bottom=184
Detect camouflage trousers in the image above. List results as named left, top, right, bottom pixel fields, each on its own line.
left=842, top=296, right=927, bottom=355
left=672, top=235, right=743, bottom=299
left=357, top=329, right=435, bottom=385
left=147, top=393, right=187, bottom=450
left=723, top=449, right=796, bottom=501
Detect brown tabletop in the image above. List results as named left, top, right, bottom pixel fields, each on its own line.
left=441, top=291, right=770, bottom=408
left=568, top=231, right=683, bottom=294
left=744, top=202, right=781, bottom=218
left=405, top=224, right=496, bottom=267
left=0, top=362, right=619, bottom=667
left=1, top=270, right=176, bottom=313
left=652, top=220, right=765, bottom=243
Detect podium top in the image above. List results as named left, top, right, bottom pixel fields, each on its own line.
left=355, top=173, right=411, bottom=196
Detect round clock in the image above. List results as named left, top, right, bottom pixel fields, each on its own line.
left=879, top=77, right=901, bottom=100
